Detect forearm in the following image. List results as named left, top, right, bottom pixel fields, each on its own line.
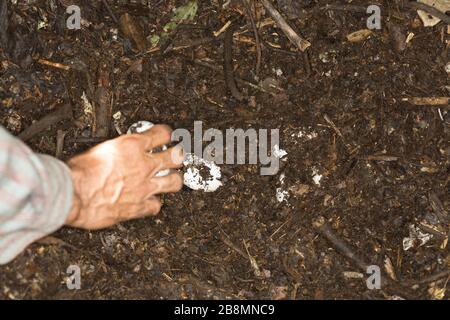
left=0, top=127, right=73, bottom=264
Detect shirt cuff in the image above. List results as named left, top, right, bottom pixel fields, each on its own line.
left=0, top=155, right=73, bottom=264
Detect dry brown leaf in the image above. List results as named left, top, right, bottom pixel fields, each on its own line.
left=418, top=0, right=450, bottom=26
left=347, top=29, right=373, bottom=43
left=119, top=13, right=147, bottom=51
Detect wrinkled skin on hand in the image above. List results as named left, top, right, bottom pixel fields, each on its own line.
left=65, top=125, right=183, bottom=229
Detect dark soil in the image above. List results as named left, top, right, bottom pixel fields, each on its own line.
left=0, top=0, right=449, bottom=299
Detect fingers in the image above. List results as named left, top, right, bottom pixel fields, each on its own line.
left=123, top=172, right=182, bottom=221
left=146, top=146, right=184, bottom=174
left=151, top=172, right=183, bottom=195
left=141, top=197, right=162, bottom=216
left=138, top=124, right=173, bottom=150
left=115, top=172, right=183, bottom=224
left=122, top=197, right=162, bottom=221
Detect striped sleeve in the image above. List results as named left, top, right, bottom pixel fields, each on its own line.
left=0, top=126, right=73, bottom=264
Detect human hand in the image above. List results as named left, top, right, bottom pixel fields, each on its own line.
left=65, top=124, right=183, bottom=229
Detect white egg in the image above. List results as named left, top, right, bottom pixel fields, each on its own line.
left=127, top=120, right=155, bottom=134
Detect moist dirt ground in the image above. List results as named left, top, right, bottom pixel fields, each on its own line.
left=0, top=0, right=449, bottom=299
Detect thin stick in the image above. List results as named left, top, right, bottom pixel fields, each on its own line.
left=407, top=270, right=450, bottom=285
left=366, top=155, right=399, bottom=162
left=313, top=217, right=368, bottom=271
left=323, top=114, right=352, bottom=153
left=402, top=97, right=450, bottom=106
left=192, top=58, right=275, bottom=95
left=145, top=37, right=216, bottom=54
left=93, top=66, right=112, bottom=138
left=219, top=230, right=247, bottom=259
left=37, top=59, right=70, bottom=71
left=68, top=137, right=108, bottom=144
left=0, top=1, right=9, bottom=48
left=55, top=129, right=66, bottom=159
left=243, top=0, right=262, bottom=76
left=313, top=217, right=433, bottom=298
left=101, top=0, right=119, bottom=24
left=265, top=42, right=298, bottom=55
left=321, top=4, right=368, bottom=12
left=243, top=239, right=262, bottom=277
left=303, top=50, right=311, bottom=77
left=214, top=20, right=232, bottom=37
left=223, top=24, right=245, bottom=101
left=19, top=104, right=72, bottom=142
left=260, top=0, right=311, bottom=52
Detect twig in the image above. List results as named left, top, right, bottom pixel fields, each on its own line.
left=313, top=217, right=368, bottom=271
left=224, top=23, right=245, bottom=101
left=36, top=59, right=70, bottom=71
left=192, top=58, right=275, bottom=96
left=260, top=0, right=311, bottom=52
left=55, top=129, right=66, bottom=159
left=303, top=50, right=311, bottom=77
left=243, top=239, right=262, bottom=277
left=404, top=269, right=450, bottom=286
left=321, top=4, right=369, bottom=12
left=428, top=192, right=448, bottom=223
left=19, top=104, right=72, bottom=142
left=243, top=0, right=262, bottom=77
left=37, top=236, right=77, bottom=251
left=101, top=0, right=119, bottom=24
left=366, top=155, right=399, bottom=162
left=323, top=114, right=352, bottom=153
left=402, top=97, right=450, bottom=106
left=324, top=2, right=450, bottom=25
left=68, top=137, right=109, bottom=144
left=312, top=216, right=427, bottom=298
left=214, top=20, right=232, bottom=37
left=265, top=42, right=299, bottom=56
left=269, top=218, right=290, bottom=240
left=219, top=230, right=247, bottom=259
left=323, top=2, right=450, bottom=25
left=0, top=1, right=9, bottom=48
left=93, top=65, right=112, bottom=138
left=146, top=37, right=217, bottom=54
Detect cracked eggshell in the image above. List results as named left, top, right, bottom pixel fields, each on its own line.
left=312, top=167, right=323, bottom=186
left=403, top=224, right=433, bottom=251
left=183, top=153, right=222, bottom=192
left=276, top=172, right=288, bottom=203
left=127, top=121, right=170, bottom=177
left=272, top=144, right=288, bottom=159
left=276, top=188, right=288, bottom=202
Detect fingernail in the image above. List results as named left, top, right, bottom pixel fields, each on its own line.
left=171, top=145, right=185, bottom=165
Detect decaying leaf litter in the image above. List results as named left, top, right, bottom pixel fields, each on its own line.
left=0, top=0, right=449, bottom=299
